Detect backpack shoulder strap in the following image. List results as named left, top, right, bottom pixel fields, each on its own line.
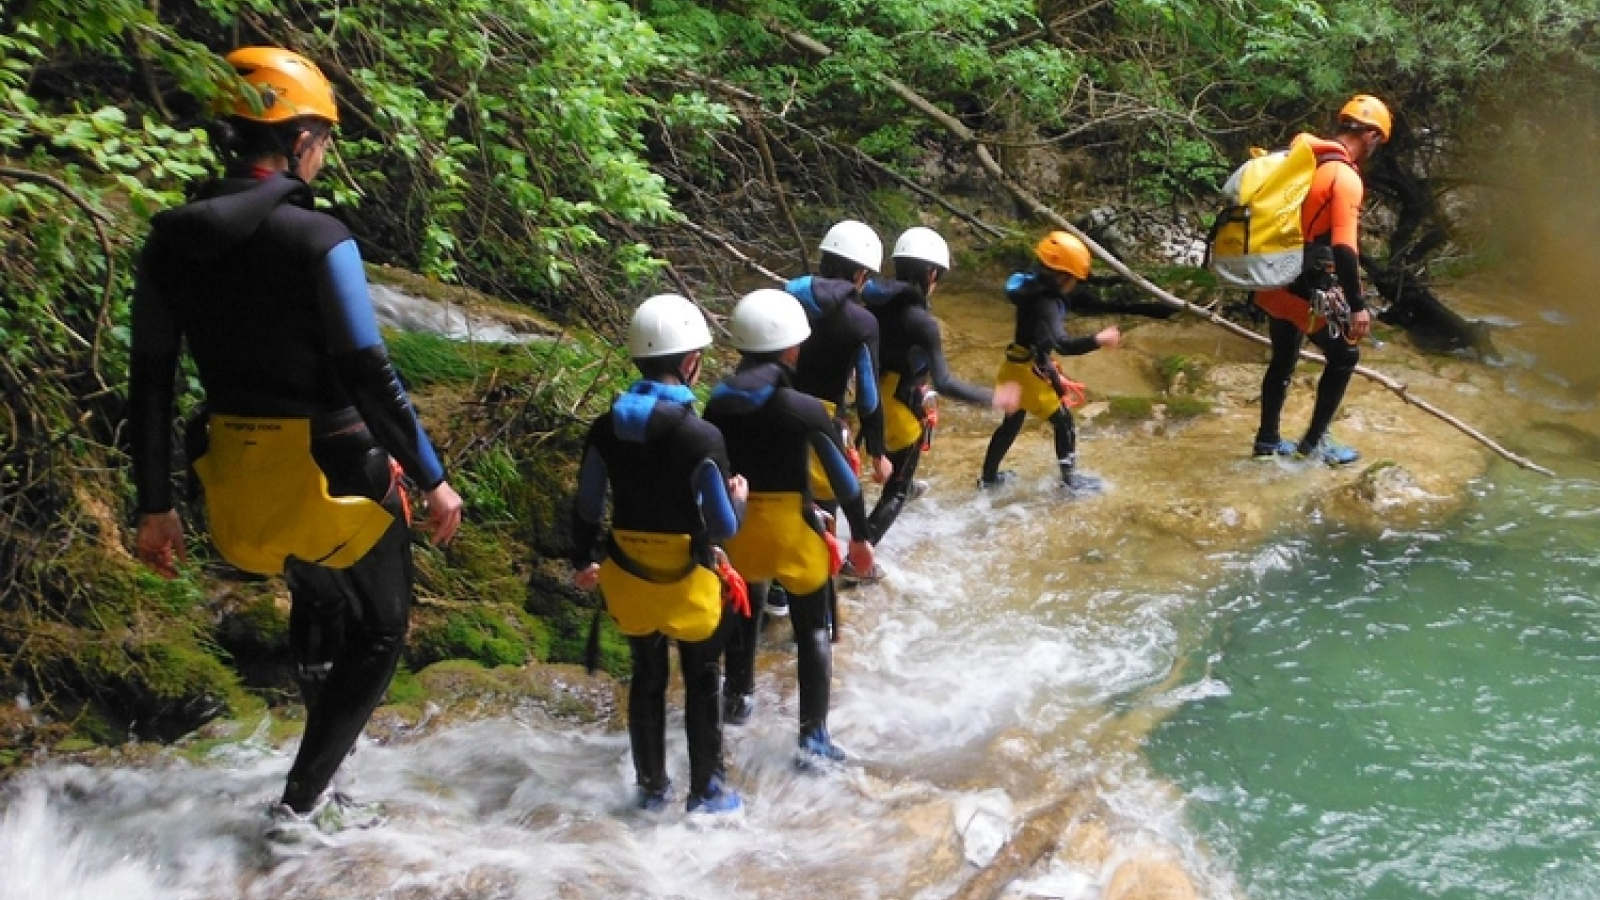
left=1304, top=154, right=1357, bottom=243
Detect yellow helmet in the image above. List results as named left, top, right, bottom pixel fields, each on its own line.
left=1034, top=231, right=1091, bottom=279
left=223, top=47, right=339, bottom=125
left=1339, top=94, right=1391, bottom=142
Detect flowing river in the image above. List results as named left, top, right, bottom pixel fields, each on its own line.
left=3, top=271, right=1597, bottom=900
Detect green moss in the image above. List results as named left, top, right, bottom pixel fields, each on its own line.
left=1106, top=396, right=1156, bottom=420
left=132, top=568, right=207, bottom=614
left=213, top=590, right=289, bottom=657
left=1164, top=396, right=1214, bottom=418
left=417, top=659, right=514, bottom=697
left=1101, top=394, right=1212, bottom=421
left=543, top=602, right=629, bottom=678
left=386, top=662, right=427, bottom=706
left=408, top=602, right=546, bottom=670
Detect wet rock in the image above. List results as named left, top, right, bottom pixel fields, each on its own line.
left=1335, top=462, right=1439, bottom=515
left=1102, top=856, right=1198, bottom=900
left=954, top=789, right=1016, bottom=866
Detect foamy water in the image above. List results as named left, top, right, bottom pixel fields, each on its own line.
left=1, top=477, right=1218, bottom=900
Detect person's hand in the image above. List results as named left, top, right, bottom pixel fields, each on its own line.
left=420, top=481, right=464, bottom=547
left=726, top=474, right=749, bottom=506
left=871, top=454, right=893, bottom=484
left=1349, top=309, right=1372, bottom=342
left=993, top=381, right=1022, bottom=414
left=1096, top=326, right=1122, bottom=349
left=135, top=510, right=186, bottom=580
left=573, top=563, right=601, bottom=591
left=847, top=539, right=875, bottom=577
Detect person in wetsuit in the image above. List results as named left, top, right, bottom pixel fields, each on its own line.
left=127, top=47, right=464, bottom=845
left=705, top=289, right=875, bottom=761
left=570, top=294, right=747, bottom=814
left=772, top=220, right=887, bottom=611
left=978, top=231, right=1121, bottom=492
left=1252, top=94, right=1388, bottom=465
left=862, top=227, right=1018, bottom=548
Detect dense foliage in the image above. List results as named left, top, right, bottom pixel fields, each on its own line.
left=1, top=0, right=1596, bottom=757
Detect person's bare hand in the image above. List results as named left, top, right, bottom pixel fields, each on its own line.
left=135, top=510, right=186, bottom=579
left=573, top=563, right=601, bottom=591
left=726, top=474, right=749, bottom=505
left=992, top=381, right=1022, bottom=414
left=847, top=539, right=875, bottom=576
left=420, top=481, right=464, bottom=546
left=871, top=454, right=893, bottom=484
left=1096, top=326, right=1122, bottom=349
left=1350, top=309, right=1372, bottom=342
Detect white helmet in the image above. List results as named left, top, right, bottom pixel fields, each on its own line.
left=818, top=220, right=883, bottom=273
left=892, top=226, right=950, bottom=270
left=627, top=294, right=712, bottom=358
left=729, top=288, right=812, bottom=353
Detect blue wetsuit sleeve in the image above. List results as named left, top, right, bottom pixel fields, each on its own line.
left=855, top=343, right=888, bottom=457
left=316, top=240, right=383, bottom=352
left=571, top=446, right=608, bottom=567
left=317, top=240, right=448, bottom=489
left=854, top=344, right=880, bottom=413
left=693, top=458, right=742, bottom=542
left=808, top=428, right=872, bottom=541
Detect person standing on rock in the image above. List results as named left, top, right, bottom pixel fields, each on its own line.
left=863, top=227, right=1018, bottom=546
left=127, top=47, right=463, bottom=849
left=705, top=288, right=874, bottom=764
left=569, top=293, right=748, bottom=815
left=979, top=231, right=1120, bottom=493
left=1252, top=94, right=1390, bottom=465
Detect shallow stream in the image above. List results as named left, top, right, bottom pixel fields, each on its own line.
left=4, top=272, right=1597, bottom=900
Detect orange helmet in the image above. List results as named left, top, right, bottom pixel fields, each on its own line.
left=1034, top=231, right=1091, bottom=279
left=223, top=47, right=339, bottom=125
left=1339, top=94, right=1391, bottom=142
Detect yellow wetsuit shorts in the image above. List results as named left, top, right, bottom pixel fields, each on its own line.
left=193, top=415, right=395, bottom=576
left=598, top=529, right=724, bottom=642
left=722, top=492, right=832, bottom=596
left=995, top=345, right=1063, bottom=420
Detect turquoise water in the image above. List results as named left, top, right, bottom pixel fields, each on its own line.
left=1146, top=473, right=1600, bottom=899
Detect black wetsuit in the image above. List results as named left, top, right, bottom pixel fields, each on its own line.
left=571, top=381, right=741, bottom=801
left=863, top=278, right=992, bottom=541
left=787, top=275, right=887, bottom=463
left=980, top=270, right=1101, bottom=484
left=704, top=362, right=868, bottom=746
left=129, top=173, right=447, bottom=813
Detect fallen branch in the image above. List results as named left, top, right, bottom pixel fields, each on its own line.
left=689, top=72, right=1007, bottom=240
left=678, top=217, right=788, bottom=285
left=759, top=17, right=1555, bottom=478
left=946, top=791, right=1089, bottom=900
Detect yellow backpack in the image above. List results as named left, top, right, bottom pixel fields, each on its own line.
left=1204, top=139, right=1336, bottom=290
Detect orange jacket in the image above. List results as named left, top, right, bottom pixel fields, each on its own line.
left=1255, top=134, right=1363, bottom=329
